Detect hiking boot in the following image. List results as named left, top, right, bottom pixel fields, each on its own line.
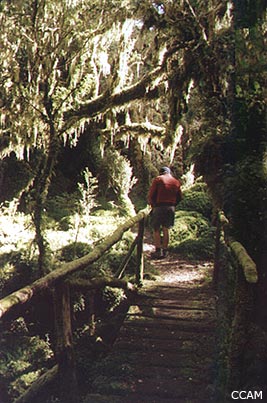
left=162, top=249, right=168, bottom=258
left=151, top=248, right=163, bottom=259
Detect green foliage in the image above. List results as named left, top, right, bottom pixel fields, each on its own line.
left=170, top=211, right=215, bottom=260
left=0, top=154, right=33, bottom=203
left=179, top=181, right=213, bottom=219
left=223, top=156, right=267, bottom=260
left=91, top=231, right=136, bottom=276
left=1, top=2, right=266, bottom=398
left=235, top=0, right=267, bottom=28
left=0, top=249, right=39, bottom=296
left=98, top=148, right=136, bottom=216
left=59, top=242, right=92, bottom=262
left=77, top=168, right=99, bottom=218
left=45, top=192, right=79, bottom=230
left=101, top=286, right=126, bottom=314
left=0, top=317, right=53, bottom=401
left=164, top=174, right=215, bottom=260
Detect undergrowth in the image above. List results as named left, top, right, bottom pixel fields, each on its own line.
left=170, top=210, right=215, bottom=260
left=0, top=178, right=214, bottom=401
left=169, top=181, right=215, bottom=260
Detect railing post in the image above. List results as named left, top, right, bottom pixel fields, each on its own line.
left=136, top=218, right=145, bottom=285
left=87, top=290, right=96, bottom=336
left=53, top=281, right=77, bottom=403
left=214, top=211, right=229, bottom=288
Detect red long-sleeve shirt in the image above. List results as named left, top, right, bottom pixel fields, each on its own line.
left=148, top=173, right=182, bottom=207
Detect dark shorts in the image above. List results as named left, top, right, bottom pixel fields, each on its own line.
left=150, top=206, right=175, bottom=230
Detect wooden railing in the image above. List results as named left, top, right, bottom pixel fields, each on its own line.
left=214, top=211, right=258, bottom=287
left=0, top=207, right=150, bottom=403
left=214, top=210, right=258, bottom=399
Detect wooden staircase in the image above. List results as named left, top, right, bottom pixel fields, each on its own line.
left=83, top=257, right=216, bottom=403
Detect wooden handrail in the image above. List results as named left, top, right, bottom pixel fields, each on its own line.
left=229, top=241, right=258, bottom=284
left=214, top=210, right=258, bottom=398
left=216, top=210, right=258, bottom=284
left=2, top=207, right=150, bottom=403
left=0, top=206, right=150, bottom=319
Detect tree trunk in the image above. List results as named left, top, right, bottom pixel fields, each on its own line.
left=256, top=257, right=267, bottom=328
left=53, top=282, right=78, bottom=403
left=32, top=131, right=60, bottom=275
left=14, top=365, right=58, bottom=403
left=32, top=185, right=49, bottom=275
left=136, top=218, right=145, bottom=285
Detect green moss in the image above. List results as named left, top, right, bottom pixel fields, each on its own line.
left=170, top=210, right=215, bottom=260
left=0, top=317, right=53, bottom=401
left=45, top=192, right=79, bottom=230
left=59, top=242, right=92, bottom=262
left=179, top=183, right=213, bottom=219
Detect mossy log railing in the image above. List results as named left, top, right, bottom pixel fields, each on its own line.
left=214, top=210, right=258, bottom=398
left=214, top=211, right=258, bottom=286
left=0, top=207, right=150, bottom=403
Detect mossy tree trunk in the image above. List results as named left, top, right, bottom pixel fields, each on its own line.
left=31, top=122, right=60, bottom=275
left=53, top=282, right=77, bottom=403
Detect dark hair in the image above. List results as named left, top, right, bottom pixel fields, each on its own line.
left=159, top=166, right=171, bottom=174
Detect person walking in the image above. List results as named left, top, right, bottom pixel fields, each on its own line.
left=148, top=166, right=182, bottom=258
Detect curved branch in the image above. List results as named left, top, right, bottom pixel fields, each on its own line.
left=102, top=122, right=166, bottom=138
left=61, top=41, right=194, bottom=133
left=62, top=67, right=164, bottom=130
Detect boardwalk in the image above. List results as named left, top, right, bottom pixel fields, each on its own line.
left=84, top=253, right=216, bottom=403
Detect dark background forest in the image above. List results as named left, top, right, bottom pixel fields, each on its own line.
left=0, top=0, right=266, bottom=402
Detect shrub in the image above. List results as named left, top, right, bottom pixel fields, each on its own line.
left=101, top=286, right=126, bottom=314
left=0, top=250, right=38, bottom=296
left=179, top=181, right=213, bottom=219
left=45, top=192, right=79, bottom=230
left=0, top=318, right=53, bottom=401
left=59, top=242, right=92, bottom=262
left=170, top=210, right=215, bottom=260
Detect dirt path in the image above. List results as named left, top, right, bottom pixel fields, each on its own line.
left=83, top=247, right=216, bottom=403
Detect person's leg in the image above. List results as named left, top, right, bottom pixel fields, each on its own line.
left=161, top=207, right=175, bottom=257
left=151, top=226, right=162, bottom=258
left=150, top=207, right=163, bottom=258
left=162, top=226, right=169, bottom=249
left=153, top=228, right=162, bottom=250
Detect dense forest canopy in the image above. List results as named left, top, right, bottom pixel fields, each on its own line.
left=0, top=0, right=266, bottom=311
left=0, top=0, right=237, bottom=156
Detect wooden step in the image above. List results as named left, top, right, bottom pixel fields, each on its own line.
left=84, top=271, right=216, bottom=403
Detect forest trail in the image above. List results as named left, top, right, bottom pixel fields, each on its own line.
left=83, top=245, right=216, bottom=403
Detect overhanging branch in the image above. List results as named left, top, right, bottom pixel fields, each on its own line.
left=62, top=41, right=194, bottom=133
left=62, top=68, right=164, bottom=131
left=101, top=122, right=166, bottom=138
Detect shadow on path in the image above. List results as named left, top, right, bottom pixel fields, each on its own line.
left=83, top=245, right=216, bottom=403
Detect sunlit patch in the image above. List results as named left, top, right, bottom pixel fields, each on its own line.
left=159, top=265, right=210, bottom=284
left=145, top=241, right=213, bottom=285
left=0, top=213, right=33, bottom=254
left=143, top=243, right=154, bottom=253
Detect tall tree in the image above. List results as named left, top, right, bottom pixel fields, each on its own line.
left=2, top=0, right=264, bottom=286
left=185, top=0, right=267, bottom=330
left=0, top=0, right=192, bottom=272
left=0, top=0, right=164, bottom=272
left=232, top=0, right=267, bottom=326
